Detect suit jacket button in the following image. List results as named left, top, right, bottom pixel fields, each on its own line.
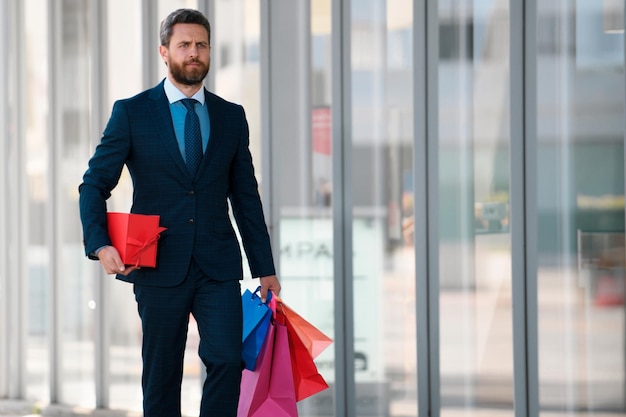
left=189, top=190, right=195, bottom=196
left=188, top=218, right=194, bottom=224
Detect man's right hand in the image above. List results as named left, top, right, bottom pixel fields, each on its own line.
left=97, top=246, right=139, bottom=276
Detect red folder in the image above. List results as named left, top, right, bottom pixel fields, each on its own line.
left=106, top=212, right=167, bottom=267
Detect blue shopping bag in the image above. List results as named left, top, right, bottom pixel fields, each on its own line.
left=242, top=286, right=273, bottom=370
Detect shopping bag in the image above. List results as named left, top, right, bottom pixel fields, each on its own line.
left=281, top=304, right=329, bottom=401
left=106, top=212, right=167, bottom=267
left=238, top=320, right=274, bottom=417
left=238, top=300, right=298, bottom=417
left=280, top=302, right=332, bottom=359
left=242, top=287, right=272, bottom=370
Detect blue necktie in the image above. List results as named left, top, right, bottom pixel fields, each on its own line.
left=181, top=98, right=203, bottom=176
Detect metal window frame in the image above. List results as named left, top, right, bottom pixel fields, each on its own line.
left=0, top=0, right=26, bottom=399
left=47, top=0, right=64, bottom=403
left=12, top=0, right=27, bottom=401
left=511, top=0, right=540, bottom=416
left=89, top=0, right=110, bottom=408
left=331, top=0, right=356, bottom=416
left=141, top=0, right=159, bottom=90
left=260, top=0, right=273, bottom=222
left=0, top=0, right=10, bottom=398
left=198, top=0, right=215, bottom=92
left=414, top=0, right=441, bottom=415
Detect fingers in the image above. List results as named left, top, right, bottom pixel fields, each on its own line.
left=119, top=265, right=140, bottom=276
left=97, top=246, right=132, bottom=275
left=259, top=275, right=281, bottom=303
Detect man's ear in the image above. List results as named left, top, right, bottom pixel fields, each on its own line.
left=159, top=45, right=168, bottom=66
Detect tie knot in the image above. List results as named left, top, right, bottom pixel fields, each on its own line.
left=181, top=98, right=198, bottom=111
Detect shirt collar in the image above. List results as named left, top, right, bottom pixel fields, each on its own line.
left=163, top=76, right=206, bottom=105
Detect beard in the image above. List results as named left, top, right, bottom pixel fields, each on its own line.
left=169, top=59, right=210, bottom=86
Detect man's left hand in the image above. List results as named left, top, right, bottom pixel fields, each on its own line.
left=259, top=275, right=281, bottom=303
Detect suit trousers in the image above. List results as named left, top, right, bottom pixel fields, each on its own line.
left=134, top=260, right=243, bottom=417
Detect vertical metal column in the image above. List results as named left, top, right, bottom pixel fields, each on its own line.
left=413, top=0, right=440, bottom=417
left=15, top=0, right=27, bottom=401
left=141, top=0, right=159, bottom=89
left=1, top=0, right=26, bottom=399
left=332, top=0, right=355, bottom=416
left=510, top=0, right=539, bottom=416
left=47, top=0, right=62, bottom=403
left=89, top=0, right=110, bottom=408
left=0, top=0, right=10, bottom=398
left=265, top=0, right=311, bottom=240
left=414, top=0, right=440, bottom=415
left=198, top=0, right=215, bottom=92
left=260, top=0, right=274, bottom=230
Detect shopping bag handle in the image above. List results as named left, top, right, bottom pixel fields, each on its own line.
left=251, top=285, right=273, bottom=305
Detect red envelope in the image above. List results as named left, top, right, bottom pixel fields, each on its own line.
left=106, top=212, right=167, bottom=267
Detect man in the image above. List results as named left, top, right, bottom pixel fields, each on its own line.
left=79, top=8, right=280, bottom=417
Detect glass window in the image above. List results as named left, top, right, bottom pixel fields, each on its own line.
left=290, top=2, right=336, bottom=416
left=437, top=1, right=514, bottom=415
left=536, top=1, right=626, bottom=414
left=24, top=0, right=51, bottom=402
left=214, top=0, right=262, bottom=172
left=351, top=1, right=417, bottom=415
left=58, top=0, right=96, bottom=407
left=266, top=1, right=337, bottom=416
left=106, top=0, right=144, bottom=412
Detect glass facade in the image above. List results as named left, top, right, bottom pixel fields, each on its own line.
left=536, top=1, right=626, bottom=413
left=24, top=0, right=51, bottom=403
left=438, top=1, right=514, bottom=414
left=350, top=1, right=417, bottom=415
left=105, top=0, right=145, bottom=411
left=0, top=1, right=624, bottom=417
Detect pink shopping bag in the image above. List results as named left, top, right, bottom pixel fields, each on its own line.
left=238, top=301, right=298, bottom=417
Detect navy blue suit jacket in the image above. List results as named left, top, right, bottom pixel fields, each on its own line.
left=79, top=80, right=276, bottom=287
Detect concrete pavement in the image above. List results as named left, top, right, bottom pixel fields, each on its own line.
left=0, top=400, right=38, bottom=417
left=0, top=401, right=142, bottom=417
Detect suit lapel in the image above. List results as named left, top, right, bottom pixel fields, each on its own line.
left=149, top=82, right=193, bottom=180
left=195, top=89, right=222, bottom=179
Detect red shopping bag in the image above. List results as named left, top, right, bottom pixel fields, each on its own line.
left=280, top=302, right=332, bottom=359
left=277, top=303, right=329, bottom=402
left=238, top=300, right=298, bottom=417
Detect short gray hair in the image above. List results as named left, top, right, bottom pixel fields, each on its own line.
left=159, top=9, right=211, bottom=47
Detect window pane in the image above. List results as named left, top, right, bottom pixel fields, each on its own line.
left=23, top=0, right=51, bottom=402
left=215, top=0, right=262, bottom=174
left=438, top=1, right=514, bottom=415
left=291, top=3, right=336, bottom=416
left=106, top=0, right=144, bottom=412
left=536, top=1, right=626, bottom=414
left=351, top=1, right=417, bottom=415
left=269, top=1, right=336, bottom=416
left=59, top=0, right=96, bottom=406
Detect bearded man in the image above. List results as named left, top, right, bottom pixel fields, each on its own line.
left=78, top=8, right=280, bottom=417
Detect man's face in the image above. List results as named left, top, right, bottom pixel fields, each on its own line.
left=160, top=23, right=210, bottom=86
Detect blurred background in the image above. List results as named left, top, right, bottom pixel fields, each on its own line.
left=0, top=0, right=624, bottom=416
